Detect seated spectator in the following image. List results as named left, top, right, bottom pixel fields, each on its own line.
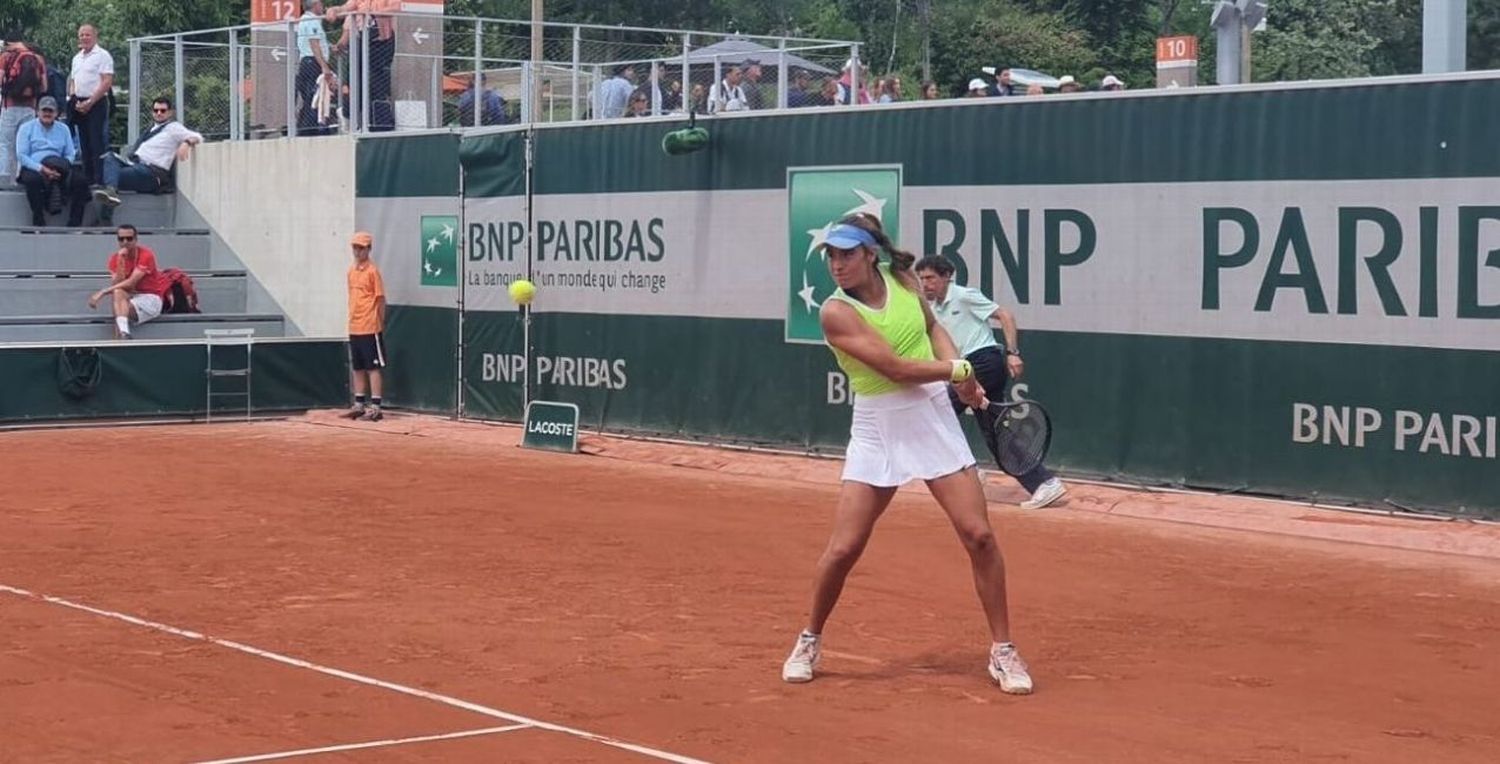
left=740, top=59, right=765, bottom=110
left=87, top=223, right=168, bottom=340
left=708, top=66, right=748, bottom=113
left=457, top=74, right=507, bottom=126
left=985, top=67, right=1015, bottom=96
left=624, top=91, right=649, bottom=117
left=887, top=76, right=904, bottom=102
left=1058, top=75, right=1081, bottom=93
left=835, top=60, right=872, bottom=105
left=632, top=64, right=678, bottom=115
left=874, top=78, right=892, bottom=103
left=786, top=69, right=817, bottom=108
left=967, top=78, right=989, bottom=98
left=93, top=96, right=202, bottom=218
left=689, top=82, right=707, bottom=114
left=816, top=79, right=838, bottom=106
left=920, top=80, right=941, bottom=100
left=663, top=79, right=684, bottom=112
left=1025, top=84, right=1045, bottom=96
left=1101, top=74, right=1125, bottom=92
left=15, top=96, right=88, bottom=227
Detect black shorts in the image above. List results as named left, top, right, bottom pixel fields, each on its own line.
left=349, top=333, right=388, bottom=370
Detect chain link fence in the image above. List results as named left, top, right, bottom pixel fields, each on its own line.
left=128, top=13, right=860, bottom=144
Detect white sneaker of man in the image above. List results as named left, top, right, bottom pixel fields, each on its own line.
left=781, top=631, right=821, bottom=683
left=1020, top=477, right=1067, bottom=510
left=988, top=643, right=1034, bottom=694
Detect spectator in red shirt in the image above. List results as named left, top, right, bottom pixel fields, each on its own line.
left=87, top=223, right=167, bottom=339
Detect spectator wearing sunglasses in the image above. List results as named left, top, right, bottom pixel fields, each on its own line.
left=92, top=96, right=202, bottom=221
left=87, top=223, right=168, bottom=340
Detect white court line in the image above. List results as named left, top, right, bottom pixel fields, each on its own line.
left=0, top=584, right=710, bottom=764
left=192, top=724, right=533, bottom=763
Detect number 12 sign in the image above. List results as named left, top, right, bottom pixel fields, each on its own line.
left=252, top=0, right=301, bottom=23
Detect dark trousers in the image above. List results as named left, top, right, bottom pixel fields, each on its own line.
left=18, top=166, right=89, bottom=226
left=367, top=36, right=395, bottom=132
left=68, top=97, right=110, bottom=182
left=949, top=345, right=1055, bottom=493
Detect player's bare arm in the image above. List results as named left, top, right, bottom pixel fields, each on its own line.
left=820, top=300, right=960, bottom=386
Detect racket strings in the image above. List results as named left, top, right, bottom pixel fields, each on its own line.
left=995, top=407, right=1049, bottom=475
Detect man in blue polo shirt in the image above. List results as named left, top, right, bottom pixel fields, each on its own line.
left=916, top=254, right=1067, bottom=509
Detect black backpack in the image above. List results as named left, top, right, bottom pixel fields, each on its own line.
left=45, top=63, right=68, bottom=106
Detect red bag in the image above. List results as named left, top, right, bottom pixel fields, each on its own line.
left=160, top=268, right=202, bottom=314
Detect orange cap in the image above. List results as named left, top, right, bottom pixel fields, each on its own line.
left=350, top=231, right=374, bottom=247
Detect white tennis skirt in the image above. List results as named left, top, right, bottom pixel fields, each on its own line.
left=842, top=381, right=977, bottom=487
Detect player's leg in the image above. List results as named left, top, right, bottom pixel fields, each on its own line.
left=783, top=481, right=897, bottom=683
left=110, top=289, right=139, bottom=338
left=926, top=467, right=1033, bottom=694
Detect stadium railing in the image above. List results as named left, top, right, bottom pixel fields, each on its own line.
left=126, top=12, right=861, bottom=145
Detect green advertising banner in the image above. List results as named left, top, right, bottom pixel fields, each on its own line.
left=355, top=133, right=463, bottom=414
left=358, top=76, right=1500, bottom=516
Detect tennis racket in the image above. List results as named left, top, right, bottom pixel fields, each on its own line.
left=978, top=397, right=1053, bottom=477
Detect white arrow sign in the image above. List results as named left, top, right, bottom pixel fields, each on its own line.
left=270, top=48, right=286, bottom=62
left=412, top=28, right=430, bottom=45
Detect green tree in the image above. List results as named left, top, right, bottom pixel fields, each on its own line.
left=930, top=1, right=1097, bottom=94
left=1468, top=0, right=1500, bottom=70
left=1251, top=0, right=1415, bottom=81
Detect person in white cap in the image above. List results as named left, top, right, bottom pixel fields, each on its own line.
left=1101, top=74, right=1125, bottom=92
left=967, top=77, right=989, bottom=98
left=1058, top=75, right=1081, bottom=93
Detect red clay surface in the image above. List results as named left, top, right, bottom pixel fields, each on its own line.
left=2, top=414, right=1498, bottom=763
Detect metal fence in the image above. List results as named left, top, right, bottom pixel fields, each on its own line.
left=126, top=13, right=861, bottom=145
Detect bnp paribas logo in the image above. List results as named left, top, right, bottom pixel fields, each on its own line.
left=785, top=166, right=902, bottom=344
left=420, top=214, right=458, bottom=287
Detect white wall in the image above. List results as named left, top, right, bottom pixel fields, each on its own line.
left=179, top=136, right=356, bottom=338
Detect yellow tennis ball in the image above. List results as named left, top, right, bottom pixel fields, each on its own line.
left=508, top=279, right=536, bottom=305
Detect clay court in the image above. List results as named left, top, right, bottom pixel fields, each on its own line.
left=3, top=414, right=1499, bottom=763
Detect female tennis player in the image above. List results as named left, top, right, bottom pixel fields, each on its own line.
left=781, top=214, right=1033, bottom=694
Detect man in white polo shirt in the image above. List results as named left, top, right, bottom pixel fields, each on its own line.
left=916, top=254, right=1068, bottom=510
left=68, top=23, right=114, bottom=183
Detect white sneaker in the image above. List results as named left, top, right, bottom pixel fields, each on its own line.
left=781, top=631, right=821, bottom=683
left=1020, top=478, right=1067, bottom=510
left=988, top=644, right=1034, bottom=694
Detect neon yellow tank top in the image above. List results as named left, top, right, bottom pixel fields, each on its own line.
left=825, top=263, right=934, bottom=397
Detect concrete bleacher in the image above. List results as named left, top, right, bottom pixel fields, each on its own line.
left=0, top=188, right=287, bottom=342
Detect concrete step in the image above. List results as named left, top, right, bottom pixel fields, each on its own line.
left=0, top=313, right=285, bottom=342
left=0, top=228, right=211, bottom=270
left=0, top=188, right=178, bottom=228
left=0, top=270, right=247, bottom=317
